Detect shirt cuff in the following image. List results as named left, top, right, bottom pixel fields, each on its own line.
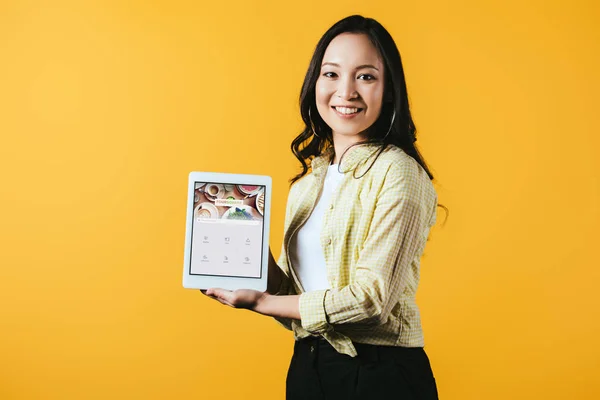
left=299, top=289, right=331, bottom=334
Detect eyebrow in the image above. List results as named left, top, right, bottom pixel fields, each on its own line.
left=321, top=62, right=380, bottom=71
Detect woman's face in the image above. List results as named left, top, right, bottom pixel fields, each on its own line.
left=315, top=33, right=386, bottom=142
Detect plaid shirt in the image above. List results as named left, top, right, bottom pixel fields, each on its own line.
left=274, top=143, right=438, bottom=357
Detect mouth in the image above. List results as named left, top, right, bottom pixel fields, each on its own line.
left=331, top=106, right=364, bottom=117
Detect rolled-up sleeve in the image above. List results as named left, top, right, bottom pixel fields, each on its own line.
left=299, top=160, right=434, bottom=333
left=299, top=289, right=331, bottom=333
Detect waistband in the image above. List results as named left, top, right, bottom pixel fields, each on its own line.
left=296, top=336, right=381, bottom=362
left=296, top=335, right=425, bottom=363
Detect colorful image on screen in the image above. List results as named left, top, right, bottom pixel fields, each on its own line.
left=190, top=183, right=265, bottom=278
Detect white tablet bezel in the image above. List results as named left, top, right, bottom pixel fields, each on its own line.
left=182, top=171, right=271, bottom=291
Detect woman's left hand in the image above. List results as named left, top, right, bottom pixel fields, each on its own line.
left=202, top=288, right=268, bottom=311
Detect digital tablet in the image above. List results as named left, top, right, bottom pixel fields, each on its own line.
left=182, top=172, right=271, bottom=291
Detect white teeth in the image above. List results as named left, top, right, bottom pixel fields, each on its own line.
left=335, top=107, right=360, bottom=114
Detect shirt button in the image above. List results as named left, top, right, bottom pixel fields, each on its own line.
left=326, top=238, right=332, bottom=245
left=329, top=203, right=334, bottom=210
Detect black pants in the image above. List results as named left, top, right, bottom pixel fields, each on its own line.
left=286, top=337, right=438, bottom=400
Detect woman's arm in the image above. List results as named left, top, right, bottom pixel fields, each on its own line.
left=204, top=288, right=301, bottom=320
left=255, top=294, right=300, bottom=319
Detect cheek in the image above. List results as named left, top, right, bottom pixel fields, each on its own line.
left=315, top=83, right=335, bottom=119
left=366, top=86, right=385, bottom=113
left=315, top=80, right=331, bottom=104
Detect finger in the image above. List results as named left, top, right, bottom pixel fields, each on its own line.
left=211, top=288, right=236, bottom=305
left=200, top=289, right=223, bottom=303
left=201, top=289, right=218, bottom=299
left=201, top=288, right=237, bottom=308
left=204, top=288, right=221, bottom=297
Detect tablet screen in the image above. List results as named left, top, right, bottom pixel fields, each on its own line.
left=189, top=182, right=265, bottom=278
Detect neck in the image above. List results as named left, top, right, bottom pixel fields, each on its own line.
left=331, top=133, right=365, bottom=164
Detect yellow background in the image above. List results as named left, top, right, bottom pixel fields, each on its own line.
left=1, top=0, right=599, bottom=398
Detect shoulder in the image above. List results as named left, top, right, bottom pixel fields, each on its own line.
left=371, top=145, right=437, bottom=204
left=371, top=145, right=426, bottom=181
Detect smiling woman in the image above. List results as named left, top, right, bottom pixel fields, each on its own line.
left=204, top=14, right=441, bottom=400
left=315, top=33, right=386, bottom=147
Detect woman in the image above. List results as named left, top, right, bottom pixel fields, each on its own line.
left=204, top=15, right=441, bottom=400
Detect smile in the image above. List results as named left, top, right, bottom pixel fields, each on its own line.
left=332, top=106, right=363, bottom=118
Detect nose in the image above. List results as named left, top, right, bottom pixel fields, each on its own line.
left=336, top=75, right=358, bottom=100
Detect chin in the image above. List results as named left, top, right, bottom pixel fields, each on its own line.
left=330, top=125, right=368, bottom=137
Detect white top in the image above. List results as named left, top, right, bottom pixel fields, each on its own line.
left=289, top=163, right=345, bottom=291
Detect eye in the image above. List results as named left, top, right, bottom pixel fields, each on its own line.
left=322, top=72, right=337, bottom=78
left=358, top=74, right=376, bottom=81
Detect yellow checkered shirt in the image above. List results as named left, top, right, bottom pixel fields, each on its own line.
left=274, top=143, right=438, bottom=357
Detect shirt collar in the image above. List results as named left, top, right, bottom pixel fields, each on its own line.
left=310, top=143, right=384, bottom=174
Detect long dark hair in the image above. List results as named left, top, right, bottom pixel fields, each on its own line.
left=289, top=15, right=448, bottom=220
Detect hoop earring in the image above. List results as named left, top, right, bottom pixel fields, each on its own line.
left=308, top=108, right=320, bottom=138
left=381, top=110, right=396, bottom=141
